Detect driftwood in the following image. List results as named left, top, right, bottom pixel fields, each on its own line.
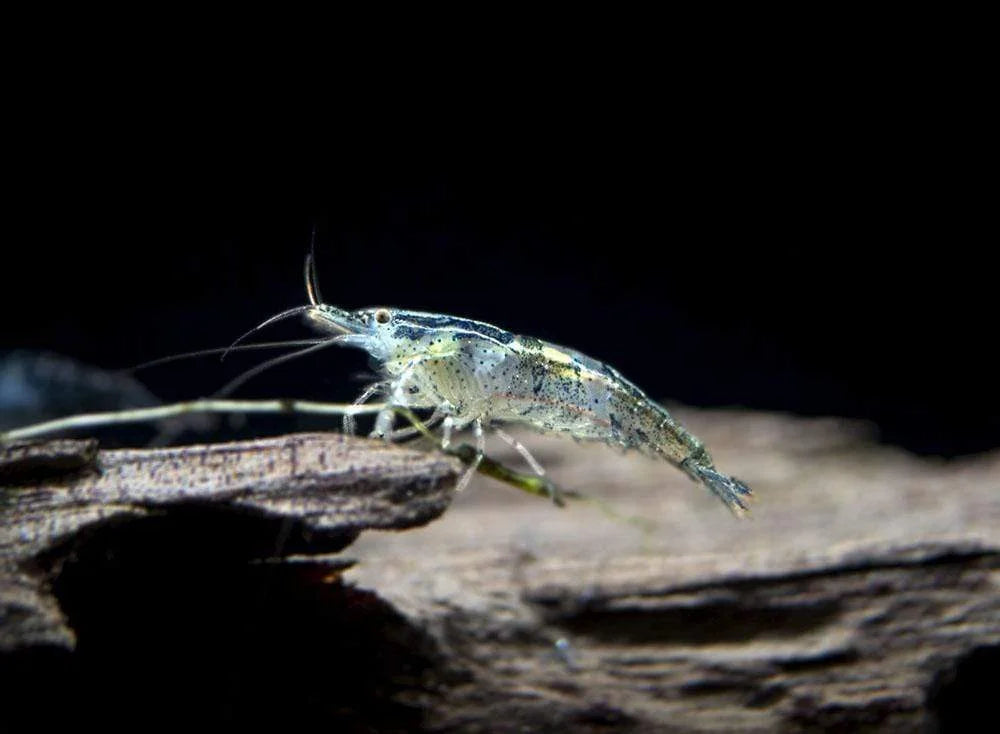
left=0, top=433, right=459, bottom=650
left=2, top=409, right=998, bottom=731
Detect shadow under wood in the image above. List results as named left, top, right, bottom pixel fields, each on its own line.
left=4, top=508, right=454, bottom=729
left=534, top=598, right=844, bottom=646
left=927, top=643, right=1000, bottom=734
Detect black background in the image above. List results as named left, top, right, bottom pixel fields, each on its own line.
left=2, top=49, right=994, bottom=459
left=2, top=22, right=996, bottom=732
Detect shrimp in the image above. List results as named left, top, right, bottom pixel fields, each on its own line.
left=302, top=260, right=752, bottom=515
left=0, top=253, right=752, bottom=514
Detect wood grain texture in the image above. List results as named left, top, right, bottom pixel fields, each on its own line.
left=2, top=410, right=998, bottom=731
left=348, top=408, right=1000, bottom=732
left=1, top=432, right=460, bottom=651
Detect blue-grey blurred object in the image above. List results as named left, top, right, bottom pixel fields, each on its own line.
left=0, top=351, right=334, bottom=444
left=0, top=350, right=229, bottom=445
left=0, top=350, right=160, bottom=430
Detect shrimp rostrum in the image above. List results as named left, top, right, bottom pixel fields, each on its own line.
left=300, top=261, right=752, bottom=515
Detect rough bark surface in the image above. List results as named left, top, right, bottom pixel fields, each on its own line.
left=348, top=409, right=1000, bottom=732
left=2, top=410, right=998, bottom=731
left=1, top=433, right=460, bottom=650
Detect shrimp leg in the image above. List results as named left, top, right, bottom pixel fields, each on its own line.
left=344, top=381, right=386, bottom=435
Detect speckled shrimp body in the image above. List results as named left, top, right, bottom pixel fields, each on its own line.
left=304, top=316, right=751, bottom=514
left=304, top=270, right=751, bottom=514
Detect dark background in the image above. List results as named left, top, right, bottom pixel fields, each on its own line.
left=2, top=54, right=994, bottom=459
left=2, top=23, right=996, bottom=732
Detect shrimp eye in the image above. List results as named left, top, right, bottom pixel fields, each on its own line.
left=374, top=308, right=392, bottom=324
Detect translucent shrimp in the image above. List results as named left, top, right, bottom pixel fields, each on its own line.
left=302, top=256, right=752, bottom=514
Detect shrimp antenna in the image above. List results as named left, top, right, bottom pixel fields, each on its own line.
left=221, top=305, right=315, bottom=362
left=213, top=336, right=347, bottom=397
left=129, top=339, right=329, bottom=372
left=305, top=239, right=324, bottom=306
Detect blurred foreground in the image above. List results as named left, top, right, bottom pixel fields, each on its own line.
left=349, top=407, right=1000, bottom=731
